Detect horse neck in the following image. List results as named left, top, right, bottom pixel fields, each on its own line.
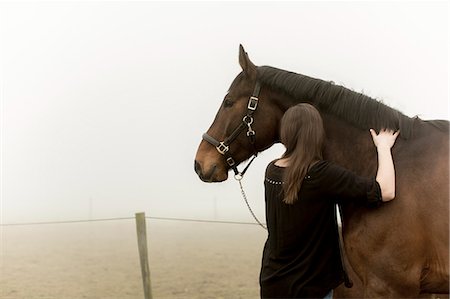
left=320, top=112, right=378, bottom=176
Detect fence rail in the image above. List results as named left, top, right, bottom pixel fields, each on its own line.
left=0, top=216, right=266, bottom=227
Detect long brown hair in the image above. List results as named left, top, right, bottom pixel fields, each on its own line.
left=280, top=103, right=325, bottom=204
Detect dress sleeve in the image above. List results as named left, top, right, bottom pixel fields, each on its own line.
left=317, top=161, right=382, bottom=208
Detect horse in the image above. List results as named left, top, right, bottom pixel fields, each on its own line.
left=194, top=45, right=449, bottom=298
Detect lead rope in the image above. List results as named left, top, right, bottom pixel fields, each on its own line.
left=236, top=176, right=267, bottom=230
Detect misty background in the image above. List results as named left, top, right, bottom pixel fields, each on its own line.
left=1, top=1, right=448, bottom=224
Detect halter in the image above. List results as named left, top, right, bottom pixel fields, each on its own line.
left=202, top=81, right=261, bottom=180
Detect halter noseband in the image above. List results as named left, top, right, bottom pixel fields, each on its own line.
left=202, top=81, right=261, bottom=179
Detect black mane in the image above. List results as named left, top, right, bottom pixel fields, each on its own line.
left=257, top=66, right=417, bottom=139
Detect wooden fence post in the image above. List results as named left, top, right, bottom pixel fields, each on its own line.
left=135, top=212, right=153, bottom=299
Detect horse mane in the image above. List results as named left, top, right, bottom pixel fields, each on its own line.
left=257, top=66, right=417, bottom=139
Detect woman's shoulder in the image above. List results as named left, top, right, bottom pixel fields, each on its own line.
left=265, top=159, right=284, bottom=179
left=266, top=159, right=279, bottom=172
left=308, top=160, right=330, bottom=173
left=266, top=159, right=277, bottom=169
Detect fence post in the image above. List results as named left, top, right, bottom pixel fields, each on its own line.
left=135, top=212, right=153, bottom=299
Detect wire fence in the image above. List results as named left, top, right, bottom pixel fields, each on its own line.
left=0, top=215, right=265, bottom=227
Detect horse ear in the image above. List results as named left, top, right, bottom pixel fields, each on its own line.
left=239, top=44, right=257, bottom=79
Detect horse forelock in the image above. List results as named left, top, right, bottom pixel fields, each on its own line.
left=256, top=66, right=416, bottom=139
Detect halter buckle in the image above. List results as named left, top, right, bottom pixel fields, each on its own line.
left=226, top=157, right=236, bottom=167
left=248, top=97, right=258, bottom=110
left=216, top=142, right=229, bottom=155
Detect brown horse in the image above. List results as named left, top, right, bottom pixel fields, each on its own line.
left=194, top=45, right=449, bottom=298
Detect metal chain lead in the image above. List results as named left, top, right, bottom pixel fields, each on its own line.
left=237, top=177, right=267, bottom=230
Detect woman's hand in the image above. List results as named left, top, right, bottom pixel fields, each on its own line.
left=369, top=129, right=399, bottom=202
left=370, top=129, right=400, bottom=149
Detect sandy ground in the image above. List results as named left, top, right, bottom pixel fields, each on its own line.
left=1, top=219, right=267, bottom=299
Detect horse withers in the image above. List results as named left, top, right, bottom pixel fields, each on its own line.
left=194, top=45, right=449, bottom=298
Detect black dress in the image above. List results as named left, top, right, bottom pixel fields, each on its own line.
left=260, top=160, right=382, bottom=299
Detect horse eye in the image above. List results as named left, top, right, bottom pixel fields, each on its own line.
left=223, top=99, right=234, bottom=108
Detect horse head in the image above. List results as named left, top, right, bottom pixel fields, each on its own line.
left=194, top=45, right=282, bottom=182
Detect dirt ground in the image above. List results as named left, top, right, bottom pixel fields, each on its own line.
left=0, top=219, right=267, bottom=299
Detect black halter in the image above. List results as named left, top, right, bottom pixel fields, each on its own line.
left=202, top=82, right=261, bottom=179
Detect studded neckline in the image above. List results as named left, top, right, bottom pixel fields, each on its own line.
left=266, top=160, right=315, bottom=186
left=265, top=177, right=283, bottom=185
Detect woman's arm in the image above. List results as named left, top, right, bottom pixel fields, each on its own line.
left=370, top=129, right=400, bottom=202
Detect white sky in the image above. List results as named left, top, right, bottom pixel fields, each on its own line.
left=0, top=1, right=448, bottom=223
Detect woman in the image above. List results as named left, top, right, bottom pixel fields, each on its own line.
left=260, top=103, right=399, bottom=298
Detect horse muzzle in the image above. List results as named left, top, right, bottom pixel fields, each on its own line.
left=194, top=140, right=229, bottom=182
left=194, top=159, right=228, bottom=182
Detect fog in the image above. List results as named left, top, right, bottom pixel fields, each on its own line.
left=1, top=1, right=448, bottom=224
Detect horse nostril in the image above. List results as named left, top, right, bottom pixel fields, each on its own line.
left=194, top=160, right=202, bottom=176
